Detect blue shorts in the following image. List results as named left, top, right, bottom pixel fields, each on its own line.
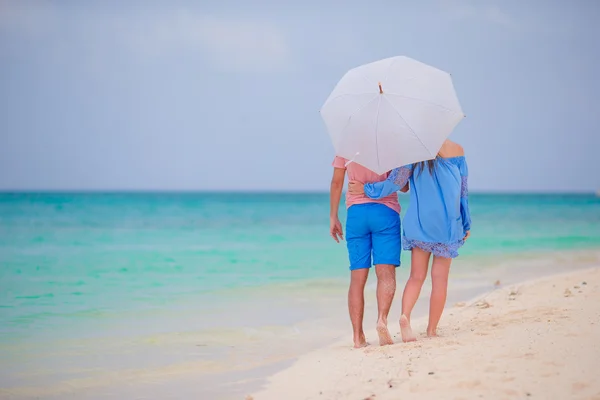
left=346, top=203, right=401, bottom=270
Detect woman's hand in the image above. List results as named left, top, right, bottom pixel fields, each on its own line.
left=348, top=181, right=365, bottom=195
left=463, top=231, right=470, bottom=241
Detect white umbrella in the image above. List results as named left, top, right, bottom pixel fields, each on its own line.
left=320, top=56, right=465, bottom=174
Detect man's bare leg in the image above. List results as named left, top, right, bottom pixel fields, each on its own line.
left=375, top=264, right=396, bottom=345
left=348, top=268, right=369, bottom=348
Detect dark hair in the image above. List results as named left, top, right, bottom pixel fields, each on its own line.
left=413, top=156, right=439, bottom=177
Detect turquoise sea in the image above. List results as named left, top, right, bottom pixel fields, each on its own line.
left=1, top=192, right=600, bottom=399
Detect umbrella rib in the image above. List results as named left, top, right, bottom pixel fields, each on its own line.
left=323, top=92, right=381, bottom=108
left=385, top=93, right=458, bottom=114
left=383, top=96, right=435, bottom=158
left=374, top=96, right=382, bottom=170
left=336, top=95, right=379, bottom=147
left=383, top=57, right=402, bottom=84
left=358, top=70, right=376, bottom=87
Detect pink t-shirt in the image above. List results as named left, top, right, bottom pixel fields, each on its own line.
left=332, top=156, right=400, bottom=214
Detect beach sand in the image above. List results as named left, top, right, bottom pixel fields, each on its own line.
left=251, top=267, right=600, bottom=400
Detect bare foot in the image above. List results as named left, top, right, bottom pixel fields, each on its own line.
left=376, top=322, right=394, bottom=346
left=426, top=328, right=438, bottom=338
left=353, top=332, right=368, bottom=348
left=400, top=315, right=416, bottom=342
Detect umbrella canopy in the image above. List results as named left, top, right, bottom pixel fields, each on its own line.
left=320, top=56, right=465, bottom=174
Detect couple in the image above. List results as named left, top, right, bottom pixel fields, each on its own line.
left=329, top=139, right=472, bottom=348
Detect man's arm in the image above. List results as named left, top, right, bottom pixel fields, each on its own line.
left=329, top=167, right=345, bottom=242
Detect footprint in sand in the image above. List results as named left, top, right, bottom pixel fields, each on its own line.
left=388, top=378, right=408, bottom=388
left=572, top=382, right=589, bottom=392
left=475, top=300, right=491, bottom=309
left=508, top=309, right=527, bottom=315
left=456, top=380, right=482, bottom=389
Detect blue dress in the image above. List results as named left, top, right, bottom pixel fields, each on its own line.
left=364, top=156, right=471, bottom=258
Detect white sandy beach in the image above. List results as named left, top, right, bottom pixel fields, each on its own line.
left=252, top=267, right=600, bottom=400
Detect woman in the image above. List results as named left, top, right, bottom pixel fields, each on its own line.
left=348, top=140, right=471, bottom=341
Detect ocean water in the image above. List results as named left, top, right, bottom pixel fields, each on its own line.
left=1, top=192, right=600, bottom=399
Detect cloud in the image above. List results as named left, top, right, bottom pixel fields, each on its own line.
left=0, top=1, right=291, bottom=73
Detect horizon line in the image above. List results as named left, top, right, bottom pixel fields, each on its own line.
left=0, top=189, right=597, bottom=195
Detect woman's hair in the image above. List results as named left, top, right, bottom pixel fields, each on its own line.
left=413, top=156, right=439, bottom=177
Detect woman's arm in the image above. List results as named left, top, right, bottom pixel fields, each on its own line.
left=348, top=166, right=412, bottom=199
left=459, top=158, right=471, bottom=234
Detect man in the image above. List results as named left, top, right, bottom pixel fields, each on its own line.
left=330, top=156, right=406, bottom=347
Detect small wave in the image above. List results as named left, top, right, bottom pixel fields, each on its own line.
left=15, top=293, right=54, bottom=299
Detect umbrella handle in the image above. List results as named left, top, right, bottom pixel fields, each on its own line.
left=344, top=152, right=360, bottom=167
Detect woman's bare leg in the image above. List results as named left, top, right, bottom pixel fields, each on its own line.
left=399, top=248, right=430, bottom=342
left=427, top=255, right=452, bottom=337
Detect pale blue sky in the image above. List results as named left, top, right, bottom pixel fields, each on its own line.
left=1, top=0, right=598, bottom=192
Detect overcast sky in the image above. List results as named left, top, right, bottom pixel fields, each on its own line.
left=1, top=0, right=598, bottom=192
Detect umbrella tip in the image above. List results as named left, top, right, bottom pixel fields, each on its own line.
left=378, top=82, right=383, bottom=94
